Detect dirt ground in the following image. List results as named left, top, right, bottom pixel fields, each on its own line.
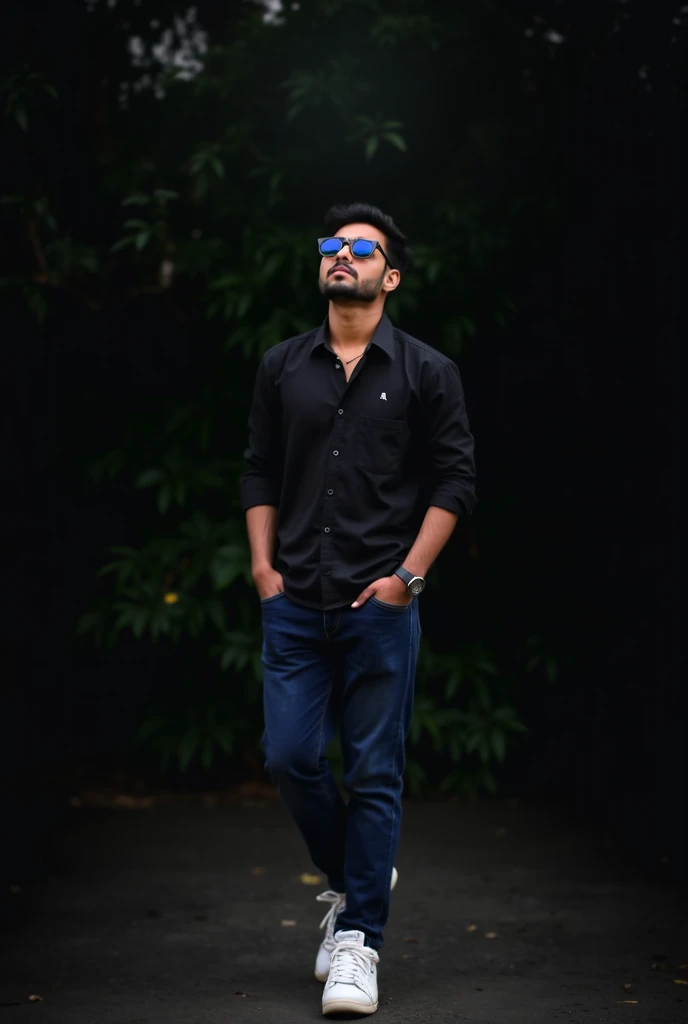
left=1, top=794, right=686, bottom=1023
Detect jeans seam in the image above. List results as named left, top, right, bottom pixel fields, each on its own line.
left=314, top=672, right=339, bottom=813
left=380, top=605, right=416, bottom=942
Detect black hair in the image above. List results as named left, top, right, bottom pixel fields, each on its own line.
left=323, top=201, right=412, bottom=274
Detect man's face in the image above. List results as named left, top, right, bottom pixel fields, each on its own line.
left=318, top=222, right=398, bottom=304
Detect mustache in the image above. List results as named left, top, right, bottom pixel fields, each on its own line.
left=328, top=263, right=357, bottom=278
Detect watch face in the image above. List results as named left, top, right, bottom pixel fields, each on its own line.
left=410, top=579, right=425, bottom=596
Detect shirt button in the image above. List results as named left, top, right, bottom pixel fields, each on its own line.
left=338, top=409, right=344, bottom=415
left=323, top=527, right=331, bottom=533
left=335, top=363, right=341, bottom=370
left=327, top=488, right=334, bottom=495
left=332, top=450, right=339, bottom=456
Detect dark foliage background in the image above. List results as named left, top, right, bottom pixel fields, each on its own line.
left=2, top=0, right=682, bottom=876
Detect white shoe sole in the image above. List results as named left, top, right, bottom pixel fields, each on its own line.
left=323, top=997, right=378, bottom=1015
left=315, top=869, right=398, bottom=983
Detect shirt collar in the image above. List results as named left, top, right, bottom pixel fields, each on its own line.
left=310, top=312, right=396, bottom=361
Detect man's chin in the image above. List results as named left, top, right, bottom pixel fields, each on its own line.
left=319, top=277, right=380, bottom=303
left=322, top=281, right=361, bottom=301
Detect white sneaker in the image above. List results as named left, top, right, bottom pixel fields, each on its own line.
left=314, top=891, right=346, bottom=982
left=313, top=867, right=397, bottom=983
left=322, top=930, right=379, bottom=1016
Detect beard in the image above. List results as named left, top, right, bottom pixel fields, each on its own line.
left=319, top=267, right=386, bottom=304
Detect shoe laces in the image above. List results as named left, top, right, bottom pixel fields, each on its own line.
left=316, top=890, right=346, bottom=939
left=328, top=941, right=379, bottom=987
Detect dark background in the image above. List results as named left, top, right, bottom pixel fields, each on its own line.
left=2, top=0, right=683, bottom=883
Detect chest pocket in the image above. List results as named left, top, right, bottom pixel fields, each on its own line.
left=356, top=414, right=407, bottom=473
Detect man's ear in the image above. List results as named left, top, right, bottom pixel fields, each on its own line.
left=383, top=268, right=401, bottom=294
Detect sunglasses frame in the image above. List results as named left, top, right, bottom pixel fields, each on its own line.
left=318, top=236, right=394, bottom=269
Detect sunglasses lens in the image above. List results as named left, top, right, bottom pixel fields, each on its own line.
left=319, top=237, right=342, bottom=256
left=351, top=239, right=376, bottom=257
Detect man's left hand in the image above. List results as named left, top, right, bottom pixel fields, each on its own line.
left=351, top=574, right=412, bottom=609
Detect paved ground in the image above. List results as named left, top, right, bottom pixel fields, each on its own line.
left=1, top=794, right=686, bottom=1023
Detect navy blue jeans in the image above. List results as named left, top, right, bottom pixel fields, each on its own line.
left=260, top=592, right=421, bottom=950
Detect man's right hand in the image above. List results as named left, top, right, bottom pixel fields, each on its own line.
left=252, top=565, right=285, bottom=601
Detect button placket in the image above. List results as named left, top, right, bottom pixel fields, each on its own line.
left=323, top=391, right=347, bottom=543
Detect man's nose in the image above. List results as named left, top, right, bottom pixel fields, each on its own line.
left=334, top=242, right=352, bottom=261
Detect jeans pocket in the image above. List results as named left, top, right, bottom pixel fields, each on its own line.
left=260, top=591, right=287, bottom=605
left=369, top=594, right=412, bottom=611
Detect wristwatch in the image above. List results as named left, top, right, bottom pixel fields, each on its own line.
left=394, top=566, right=426, bottom=597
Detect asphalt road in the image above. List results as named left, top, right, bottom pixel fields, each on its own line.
left=2, top=793, right=686, bottom=1023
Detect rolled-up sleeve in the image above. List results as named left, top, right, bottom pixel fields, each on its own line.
left=240, top=354, right=282, bottom=511
left=423, top=360, right=477, bottom=518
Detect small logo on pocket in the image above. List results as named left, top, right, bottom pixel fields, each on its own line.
left=380, top=392, right=387, bottom=401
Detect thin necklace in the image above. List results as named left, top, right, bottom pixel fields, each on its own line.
left=344, top=351, right=366, bottom=365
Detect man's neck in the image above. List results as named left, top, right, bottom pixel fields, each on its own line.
left=327, top=301, right=384, bottom=351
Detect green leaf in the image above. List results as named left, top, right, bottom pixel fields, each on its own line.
left=131, top=608, right=148, bottom=638
left=475, top=677, right=492, bottom=711
left=111, top=235, right=135, bottom=253
left=491, top=729, right=506, bottom=762
left=157, top=486, right=171, bottom=514
left=383, top=131, right=406, bottom=152
left=201, top=738, right=214, bottom=771
left=476, top=658, right=498, bottom=675
left=76, top=611, right=101, bottom=635
left=448, top=734, right=463, bottom=762
left=44, top=84, right=58, bottom=99
left=122, top=193, right=150, bottom=207
left=211, top=158, right=225, bottom=178
left=481, top=770, right=497, bottom=795
left=210, top=545, right=247, bottom=590
left=207, top=601, right=227, bottom=632
left=153, top=189, right=179, bottom=204
left=135, top=231, right=151, bottom=251
left=178, top=728, right=201, bottom=772
left=257, top=252, right=284, bottom=283
left=236, top=292, right=252, bottom=319
left=15, top=106, right=27, bottom=131
left=477, top=737, right=491, bottom=764
left=137, top=717, right=163, bottom=740
left=445, top=670, right=460, bottom=698
left=465, top=732, right=481, bottom=754
left=365, top=136, right=379, bottom=160
left=135, top=468, right=166, bottom=489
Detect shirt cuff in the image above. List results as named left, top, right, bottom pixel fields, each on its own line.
left=240, top=479, right=280, bottom=512
left=427, top=486, right=477, bottom=519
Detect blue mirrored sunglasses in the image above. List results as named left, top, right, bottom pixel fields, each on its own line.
left=318, top=236, right=394, bottom=268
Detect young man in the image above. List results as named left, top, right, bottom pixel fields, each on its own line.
left=240, top=202, right=476, bottom=1015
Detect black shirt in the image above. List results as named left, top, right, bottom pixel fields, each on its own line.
left=240, top=313, right=477, bottom=610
